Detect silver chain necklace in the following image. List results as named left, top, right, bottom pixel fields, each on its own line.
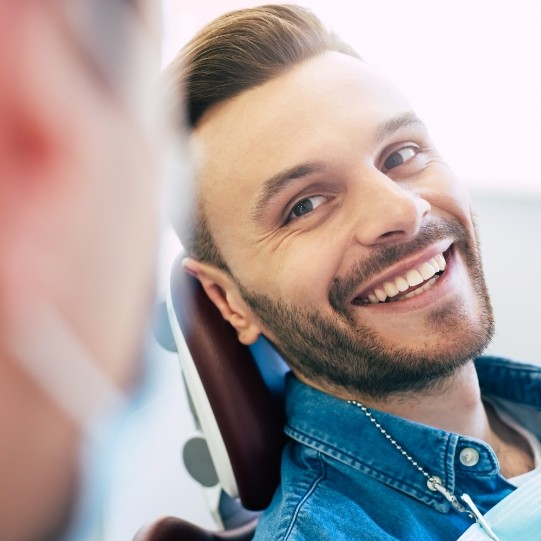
left=349, top=400, right=500, bottom=541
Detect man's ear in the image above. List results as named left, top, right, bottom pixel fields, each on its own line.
left=182, top=257, right=262, bottom=345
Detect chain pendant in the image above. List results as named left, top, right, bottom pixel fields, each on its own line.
left=460, top=494, right=500, bottom=541
left=348, top=400, right=500, bottom=541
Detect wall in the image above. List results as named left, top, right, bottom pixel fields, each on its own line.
left=474, top=193, right=541, bottom=364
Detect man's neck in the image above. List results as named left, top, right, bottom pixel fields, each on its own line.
left=363, top=362, right=486, bottom=437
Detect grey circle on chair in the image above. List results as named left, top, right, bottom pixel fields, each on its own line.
left=183, top=436, right=220, bottom=487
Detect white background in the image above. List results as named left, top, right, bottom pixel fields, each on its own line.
left=162, top=0, right=541, bottom=195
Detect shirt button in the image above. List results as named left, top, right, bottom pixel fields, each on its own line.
left=459, top=447, right=480, bottom=467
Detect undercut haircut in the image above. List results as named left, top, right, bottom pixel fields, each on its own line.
left=165, top=4, right=360, bottom=270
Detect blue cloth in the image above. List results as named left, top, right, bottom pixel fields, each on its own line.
left=457, top=473, right=541, bottom=540
left=253, top=356, right=541, bottom=541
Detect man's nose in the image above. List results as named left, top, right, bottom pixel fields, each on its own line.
left=351, top=172, right=430, bottom=246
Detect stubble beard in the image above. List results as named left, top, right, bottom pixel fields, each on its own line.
left=235, top=218, right=494, bottom=400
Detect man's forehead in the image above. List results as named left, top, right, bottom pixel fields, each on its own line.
left=192, top=51, right=412, bottom=207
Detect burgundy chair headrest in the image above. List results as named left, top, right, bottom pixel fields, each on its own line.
left=134, top=516, right=258, bottom=541
left=169, top=255, right=287, bottom=510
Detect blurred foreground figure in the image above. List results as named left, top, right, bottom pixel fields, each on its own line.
left=0, top=1, right=162, bottom=540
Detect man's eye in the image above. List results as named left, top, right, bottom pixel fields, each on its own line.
left=383, top=147, right=417, bottom=171
left=286, top=195, right=327, bottom=222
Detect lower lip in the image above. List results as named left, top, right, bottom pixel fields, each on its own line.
left=353, top=247, right=460, bottom=313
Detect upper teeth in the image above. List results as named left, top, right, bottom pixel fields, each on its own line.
left=364, top=253, right=446, bottom=304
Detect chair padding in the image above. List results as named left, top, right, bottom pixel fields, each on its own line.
left=170, top=256, right=286, bottom=510
left=134, top=516, right=257, bottom=541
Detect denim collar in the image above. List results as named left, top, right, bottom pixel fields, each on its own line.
left=284, top=356, right=541, bottom=514
left=475, top=356, right=541, bottom=408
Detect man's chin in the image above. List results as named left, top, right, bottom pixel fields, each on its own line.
left=295, top=341, right=484, bottom=401
left=269, top=299, right=493, bottom=400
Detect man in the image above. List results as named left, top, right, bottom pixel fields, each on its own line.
left=0, top=1, right=162, bottom=540
left=168, top=5, right=541, bottom=540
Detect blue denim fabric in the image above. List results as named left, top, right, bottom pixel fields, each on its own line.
left=253, top=356, right=541, bottom=541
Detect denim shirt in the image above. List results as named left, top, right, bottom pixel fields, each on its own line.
left=253, top=356, right=541, bottom=541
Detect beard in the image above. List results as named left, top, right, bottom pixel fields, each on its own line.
left=234, top=218, right=494, bottom=400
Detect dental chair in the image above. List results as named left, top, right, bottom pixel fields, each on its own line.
left=134, top=254, right=289, bottom=541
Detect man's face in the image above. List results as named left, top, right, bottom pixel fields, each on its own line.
left=194, top=51, right=493, bottom=398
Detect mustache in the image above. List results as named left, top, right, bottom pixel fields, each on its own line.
left=328, top=218, right=471, bottom=316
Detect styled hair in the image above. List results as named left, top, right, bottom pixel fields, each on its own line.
left=165, top=4, right=360, bottom=270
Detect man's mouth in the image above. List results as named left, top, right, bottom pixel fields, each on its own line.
left=352, top=249, right=450, bottom=305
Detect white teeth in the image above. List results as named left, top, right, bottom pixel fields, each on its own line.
left=374, top=288, right=387, bottom=302
left=405, top=269, right=423, bottom=287
left=435, top=253, right=446, bottom=271
left=357, top=251, right=448, bottom=305
left=383, top=280, right=400, bottom=298
left=402, top=276, right=438, bottom=299
left=418, top=261, right=436, bottom=281
left=402, top=289, right=416, bottom=299
left=395, top=276, right=409, bottom=292
left=428, top=258, right=439, bottom=272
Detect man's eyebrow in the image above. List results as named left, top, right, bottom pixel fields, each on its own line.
left=374, top=111, right=427, bottom=145
left=252, top=162, right=328, bottom=222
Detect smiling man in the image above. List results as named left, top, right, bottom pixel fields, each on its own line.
left=167, top=5, right=541, bottom=540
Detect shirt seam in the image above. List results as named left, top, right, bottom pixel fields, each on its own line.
left=282, top=451, right=326, bottom=541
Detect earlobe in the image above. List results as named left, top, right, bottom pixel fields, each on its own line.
left=182, top=257, right=261, bottom=345
left=229, top=312, right=261, bottom=345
